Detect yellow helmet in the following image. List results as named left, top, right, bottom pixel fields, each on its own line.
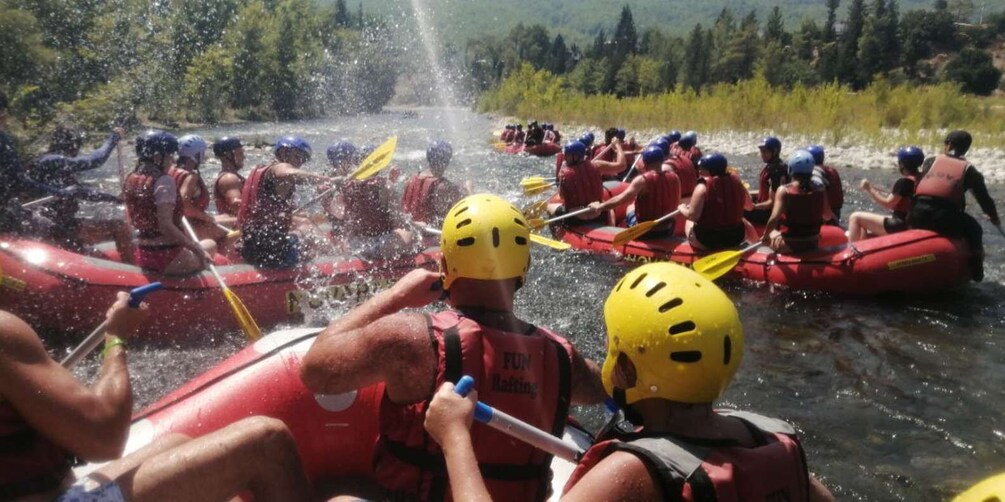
left=954, top=473, right=1005, bottom=502
left=440, top=194, right=531, bottom=289
left=602, top=262, right=743, bottom=405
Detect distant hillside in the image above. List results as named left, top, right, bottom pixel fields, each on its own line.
left=361, top=0, right=940, bottom=46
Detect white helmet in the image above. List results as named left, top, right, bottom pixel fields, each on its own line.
left=178, top=134, right=207, bottom=164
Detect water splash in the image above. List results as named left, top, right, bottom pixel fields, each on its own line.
left=407, top=0, right=460, bottom=137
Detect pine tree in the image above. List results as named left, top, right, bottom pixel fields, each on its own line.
left=881, top=0, right=901, bottom=71
left=591, top=30, right=607, bottom=59
left=612, top=5, right=638, bottom=61
left=838, top=0, right=866, bottom=87
left=681, top=23, right=707, bottom=91
left=547, top=34, right=570, bottom=74
left=824, top=0, right=840, bottom=42
left=856, top=0, right=886, bottom=86
left=334, top=0, right=350, bottom=27
left=764, top=6, right=787, bottom=45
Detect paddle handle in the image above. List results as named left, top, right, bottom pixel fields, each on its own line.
left=739, top=242, right=761, bottom=254
left=61, top=283, right=162, bottom=368
left=621, top=155, right=642, bottom=182
left=21, top=196, right=56, bottom=209
left=454, top=376, right=584, bottom=463
left=655, top=209, right=681, bottom=224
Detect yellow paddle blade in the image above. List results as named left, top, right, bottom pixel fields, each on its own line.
left=349, top=136, right=397, bottom=181
left=611, top=220, right=661, bottom=247
left=527, top=217, right=547, bottom=229
left=223, top=287, right=262, bottom=341
left=520, top=176, right=555, bottom=188
left=530, top=233, right=571, bottom=251
left=523, top=183, right=555, bottom=197
left=522, top=200, right=548, bottom=220
left=691, top=243, right=760, bottom=280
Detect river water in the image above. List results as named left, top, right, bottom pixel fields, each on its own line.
left=59, top=107, right=1005, bottom=500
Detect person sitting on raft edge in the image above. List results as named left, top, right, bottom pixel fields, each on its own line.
left=747, top=136, right=789, bottom=225
left=806, top=145, right=844, bottom=226
left=236, top=135, right=336, bottom=268
left=907, top=130, right=1000, bottom=282
left=549, top=140, right=626, bottom=224
left=422, top=261, right=835, bottom=501
left=211, top=136, right=246, bottom=225
left=170, top=134, right=238, bottom=254
left=679, top=153, right=758, bottom=251
left=761, top=149, right=834, bottom=254
left=0, top=294, right=311, bottom=502
left=585, top=145, right=681, bottom=238
left=300, top=194, right=606, bottom=501
left=323, top=139, right=414, bottom=261
left=846, top=146, right=925, bottom=243
left=26, top=124, right=134, bottom=263
left=401, top=139, right=469, bottom=228
left=123, top=130, right=217, bottom=275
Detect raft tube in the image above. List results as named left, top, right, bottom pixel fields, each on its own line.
left=547, top=184, right=972, bottom=295
left=0, top=237, right=440, bottom=340
left=524, top=142, right=562, bottom=157
left=79, top=328, right=593, bottom=496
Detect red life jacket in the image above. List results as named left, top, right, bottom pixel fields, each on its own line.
left=543, top=130, right=556, bottom=143
left=514, top=131, right=526, bottom=143
left=564, top=411, right=810, bottom=501
left=697, top=173, right=748, bottom=230
left=554, top=153, right=565, bottom=178
left=783, top=184, right=825, bottom=237
left=374, top=310, right=574, bottom=502
left=635, top=169, right=681, bottom=224
left=501, top=130, right=514, bottom=143
left=757, top=161, right=790, bottom=203
left=168, top=166, right=210, bottom=212
left=213, top=171, right=245, bottom=217
left=237, top=162, right=295, bottom=238
left=123, top=168, right=182, bottom=239
left=671, top=144, right=703, bottom=164
left=401, top=173, right=463, bottom=223
left=593, top=144, right=615, bottom=163
left=892, top=174, right=919, bottom=219
left=821, top=165, right=843, bottom=210
left=559, top=161, right=604, bottom=209
left=666, top=156, right=698, bottom=197
left=915, top=155, right=968, bottom=209
left=0, top=399, right=72, bottom=499
left=341, top=177, right=395, bottom=238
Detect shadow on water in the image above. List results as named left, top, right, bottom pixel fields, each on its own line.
left=53, top=107, right=1005, bottom=500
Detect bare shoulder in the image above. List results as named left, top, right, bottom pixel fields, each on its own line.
left=564, top=450, right=660, bottom=501
left=0, top=311, right=50, bottom=388
left=363, top=312, right=432, bottom=354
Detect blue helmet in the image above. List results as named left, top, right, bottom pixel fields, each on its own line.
left=698, top=153, right=728, bottom=175
left=678, top=131, right=698, bottom=149
left=788, top=150, right=815, bottom=175
left=135, top=130, right=178, bottom=159
left=427, top=140, right=453, bottom=167
left=360, top=143, right=378, bottom=160
left=641, top=146, right=665, bottom=165
left=275, top=136, right=312, bottom=161
left=326, top=139, right=358, bottom=165
left=654, top=137, right=672, bottom=156
left=579, top=132, right=595, bottom=147
left=897, top=146, right=925, bottom=170
left=806, top=145, right=825, bottom=165
left=212, top=136, right=243, bottom=157
left=666, top=130, right=682, bottom=143
left=563, top=141, right=587, bottom=158
left=758, top=136, right=782, bottom=152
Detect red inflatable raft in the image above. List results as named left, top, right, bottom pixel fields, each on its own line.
left=0, top=237, right=440, bottom=340
left=78, top=328, right=592, bottom=494
left=546, top=184, right=972, bottom=295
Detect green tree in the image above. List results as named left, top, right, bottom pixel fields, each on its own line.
left=612, top=5, right=638, bottom=61
left=839, top=0, right=866, bottom=87
left=183, top=45, right=234, bottom=123
left=942, top=47, right=1001, bottom=95
left=546, top=34, right=571, bottom=74
left=226, top=1, right=271, bottom=113
left=824, top=0, right=840, bottom=42
left=764, top=6, right=788, bottom=45
left=0, top=5, right=54, bottom=90
left=334, top=0, right=351, bottom=27
left=681, top=24, right=709, bottom=91
left=857, top=0, right=888, bottom=85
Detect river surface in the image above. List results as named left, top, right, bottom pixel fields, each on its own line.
left=57, top=107, right=1005, bottom=500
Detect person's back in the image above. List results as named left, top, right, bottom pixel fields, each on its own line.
left=301, top=194, right=605, bottom=501
left=212, top=137, right=246, bottom=218
left=238, top=161, right=296, bottom=265
left=557, top=142, right=605, bottom=221
left=762, top=150, right=828, bottom=254
left=634, top=168, right=681, bottom=224
left=666, top=154, right=698, bottom=199
left=401, top=140, right=464, bottom=225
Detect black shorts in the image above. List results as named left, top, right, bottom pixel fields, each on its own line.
left=692, top=225, right=745, bottom=251
left=744, top=208, right=770, bottom=225
left=883, top=216, right=908, bottom=234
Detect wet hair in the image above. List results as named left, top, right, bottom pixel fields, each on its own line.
left=794, top=172, right=814, bottom=191
left=50, top=125, right=84, bottom=155
left=945, top=130, right=972, bottom=157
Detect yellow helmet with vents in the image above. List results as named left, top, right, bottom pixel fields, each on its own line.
left=440, top=194, right=531, bottom=289
left=602, top=262, right=743, bottom=404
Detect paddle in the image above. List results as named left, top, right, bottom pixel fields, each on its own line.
left=61, top=283, right=163, bottom=368
left=20, top=196, right=56, bottom=209
left=419, top=226, right=571, bottom=251
left=621, top=153, right=643, bottom=182
left=521, top=200, right=549, bottom=220
left=526, top=207, right=594, bottom=229
left=182, top=217, right=262, bottom=341
left=691, top=242, right=761, bottom=280
left=519, top=176, right=556, bottom=188
left=521, top=179, right=556, bottom=197
left=611, top=210, right=681, bottom=247
left=454, top=375, right=584, bottom=462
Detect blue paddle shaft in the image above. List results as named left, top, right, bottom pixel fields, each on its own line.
left=128, top=282, right=163, bottom=307
left=61, top=283, right=162, bottom=368
left=453, top=376, right=493, bottom=422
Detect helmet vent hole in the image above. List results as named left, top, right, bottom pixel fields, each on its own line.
left=614, top=279, right=625, bottom=292
left=723, top=336, right=732, bottom=365
left=658, top=298, right=683, bottom=313
left=456, top=219, right=472, bottom=229
left=630, top=273, right=648, bottom=289
left=645, top=282, right=666, bottom=297
left=453, top=206, right=469, bottom=217
left=668, top=321, right=696, bottom=335
left=670, top=351, right=702, bottom=363
left=513, top=218, right=526, bottom=227
left=515, top=236, right=528, bottom=245
left=456, top=237, right=475, bottom=247
left=492, top=228, right=500, bottom=247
